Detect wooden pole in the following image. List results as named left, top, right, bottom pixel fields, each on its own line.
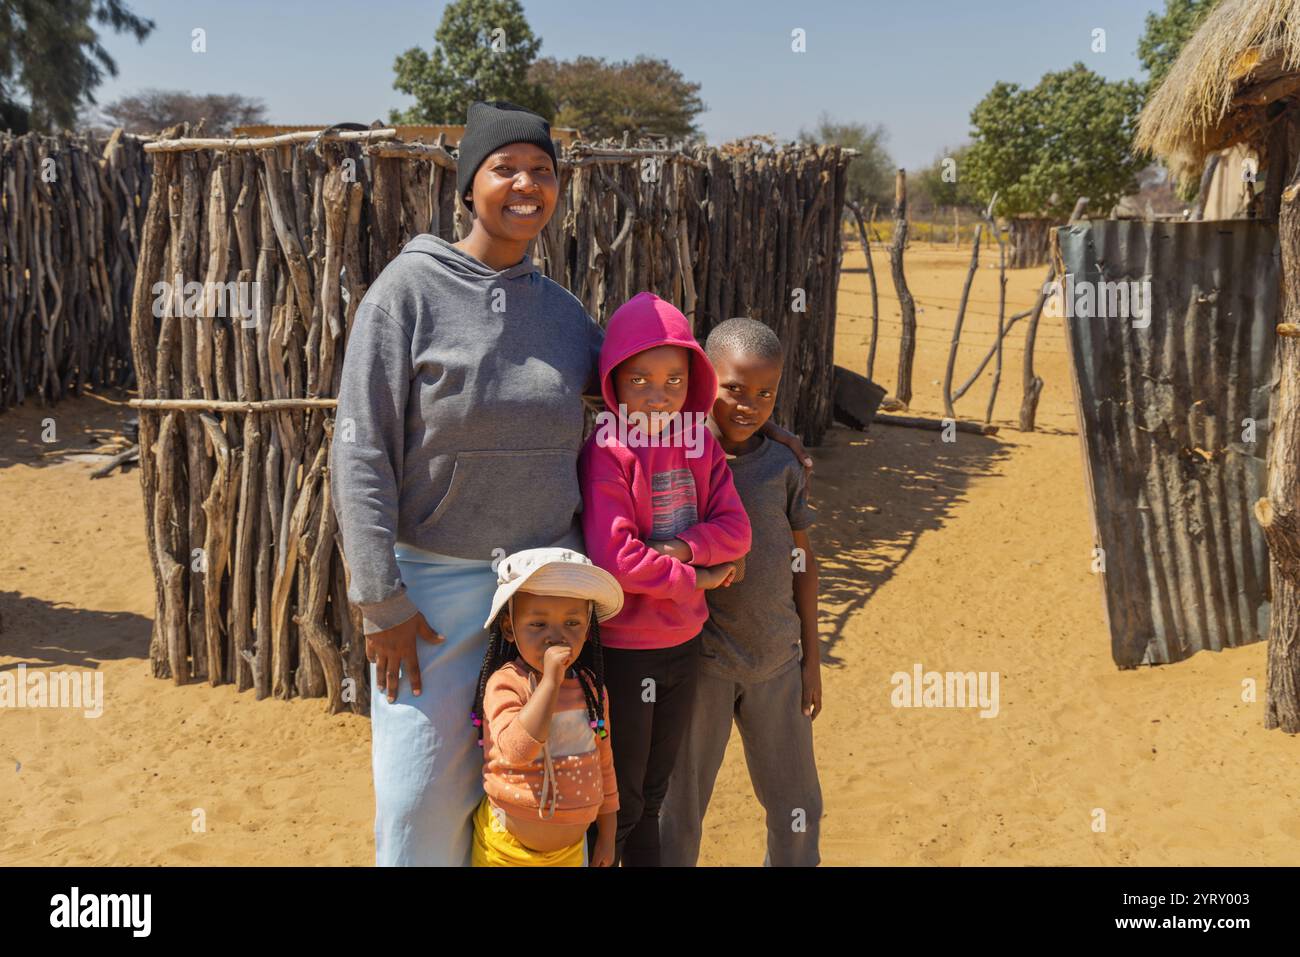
left=1017, top=197, right=1082, bottom=430
left=129, top=397, right=338, bottom=411
left=145, top=129, right=400, bottom=152
left=1258, top=119, right=1300, bottom=733
left=951, top=305, right=1035, bottom=402
left=847, top=202, right=881, bottom=381
left=889, top=170, right=917, bottom=407
left=983, top=207, right=1007, bottom=424
left=1017, top=264, right=1055, bottom=431
left=943, top=223, right=982, bottom=418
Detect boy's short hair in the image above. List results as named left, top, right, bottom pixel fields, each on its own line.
left=705, top=317, right=784, bottom=366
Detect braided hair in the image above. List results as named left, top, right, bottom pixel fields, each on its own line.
left=470, top=604, right=607, bottom=747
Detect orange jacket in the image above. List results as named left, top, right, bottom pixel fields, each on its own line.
left=481, top=660, right=619, bottom=825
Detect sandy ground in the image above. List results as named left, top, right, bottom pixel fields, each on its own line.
left=3, top=243, right=1299, bottom=866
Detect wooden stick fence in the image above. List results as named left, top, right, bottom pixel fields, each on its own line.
left=128, top=128, right=851, bottom=710
left=1, top=130, right=151, bottom=411
left=849, top=183, right=1056, bottom=431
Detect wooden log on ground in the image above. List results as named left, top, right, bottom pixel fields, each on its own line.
left=89, top=444, right=139, bottom=478
left=873, top=413, right=999, bottom=436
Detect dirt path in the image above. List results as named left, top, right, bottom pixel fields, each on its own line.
left=2, top=245, right=1296, bottom=865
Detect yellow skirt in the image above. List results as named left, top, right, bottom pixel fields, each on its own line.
left=470, top=797, right=585, bottom=867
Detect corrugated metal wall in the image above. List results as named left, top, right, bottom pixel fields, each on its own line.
left=1056, top=219, right=1277, bottom=667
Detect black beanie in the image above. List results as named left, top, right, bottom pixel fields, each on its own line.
left=456, top=100, right=558, bottom=209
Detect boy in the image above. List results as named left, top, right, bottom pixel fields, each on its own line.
left=578, top=292, right=752, bottom=866
left=659, top=317, right=823, bottom=867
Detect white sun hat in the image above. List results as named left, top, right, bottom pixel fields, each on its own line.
left=483, top=547, right=624, bottom=629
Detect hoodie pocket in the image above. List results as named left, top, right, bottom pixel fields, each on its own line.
left=420, top=448, right=581, bottom=551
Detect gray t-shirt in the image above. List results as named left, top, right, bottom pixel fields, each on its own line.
left=699, top=434, right=814, bottom=682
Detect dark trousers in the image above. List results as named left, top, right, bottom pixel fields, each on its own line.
left=593, top=636, right=701, bottom=866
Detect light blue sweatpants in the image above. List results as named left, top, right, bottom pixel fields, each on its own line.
left=371, top=545, right=497, bottom=866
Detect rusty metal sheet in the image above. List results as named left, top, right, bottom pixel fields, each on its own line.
left=1056, top=219, right=1278, bottom=667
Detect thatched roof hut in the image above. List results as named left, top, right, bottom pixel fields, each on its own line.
left=1136, top=0, right=1300, bottom=201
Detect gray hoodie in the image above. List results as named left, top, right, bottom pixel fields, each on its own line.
left=330, top=234, right=603, bottom=633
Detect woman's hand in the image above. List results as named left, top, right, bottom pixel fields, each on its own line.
left=366, top=612, right=444, bottom=703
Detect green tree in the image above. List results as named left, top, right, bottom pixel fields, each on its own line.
left=798, top=114, right=893, bottom=208
left=390, top=0, right=551, bottom=125
left=964, top=63, right=1144, bottom=220
left=1137, top=0, right=1219, bottom=96
left=0, top=0, right=154, bottom=132
left=529, top=55, right=704, bottom=141
left=915, top=145, right=979, bottom=210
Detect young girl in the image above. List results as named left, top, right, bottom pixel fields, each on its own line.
left=578, top=292, right=753, bottom=865
left=470, top=547, right=624, bottom=867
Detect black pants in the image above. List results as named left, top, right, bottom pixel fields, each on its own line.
left=593, top=636, right=701, bottom=866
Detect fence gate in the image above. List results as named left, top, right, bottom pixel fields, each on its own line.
left=1057, top=219, right=1277, bottom=667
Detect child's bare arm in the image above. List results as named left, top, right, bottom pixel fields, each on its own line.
left=647, top=540, right=745, bottom=584
left=696, top=562, right=738, bottom=590
left=645, top=546, right=734, bottom=588
left=760, top=419, right=814, bottom=479
left=792, top=527, right=822, bottom=719
left=514, top=645, right=571, bottom=743
left=591, top=811, right=617, bottom=866
left=646, top=537, right=692, bottom=562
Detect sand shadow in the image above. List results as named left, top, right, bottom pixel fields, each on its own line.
left=0, top=389, right=137, bottom=472
left=0, top=591, right=152, bottom=669
left=808, top=421, right=1012, bottom=664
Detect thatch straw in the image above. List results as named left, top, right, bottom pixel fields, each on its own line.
left=1136, top=0, right=1300, bottom=182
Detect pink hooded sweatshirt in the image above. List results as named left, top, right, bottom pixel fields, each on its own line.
left=578, top=292, right=752, bottom=650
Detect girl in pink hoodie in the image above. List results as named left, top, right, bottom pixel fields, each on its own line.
left=578, top=291, right=752, bottom=865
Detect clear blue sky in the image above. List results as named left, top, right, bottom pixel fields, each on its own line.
left=94, top=0, right=1160, bottom=169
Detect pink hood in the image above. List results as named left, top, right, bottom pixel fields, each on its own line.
left=598, top=293, right=717, bottom=417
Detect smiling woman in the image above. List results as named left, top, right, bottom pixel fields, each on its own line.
left=453, top=101, right=561, bottom=268
left=330, top=100, right=607, bottom=867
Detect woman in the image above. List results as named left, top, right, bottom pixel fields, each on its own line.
left=332, top=100, right=811, bottom=866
